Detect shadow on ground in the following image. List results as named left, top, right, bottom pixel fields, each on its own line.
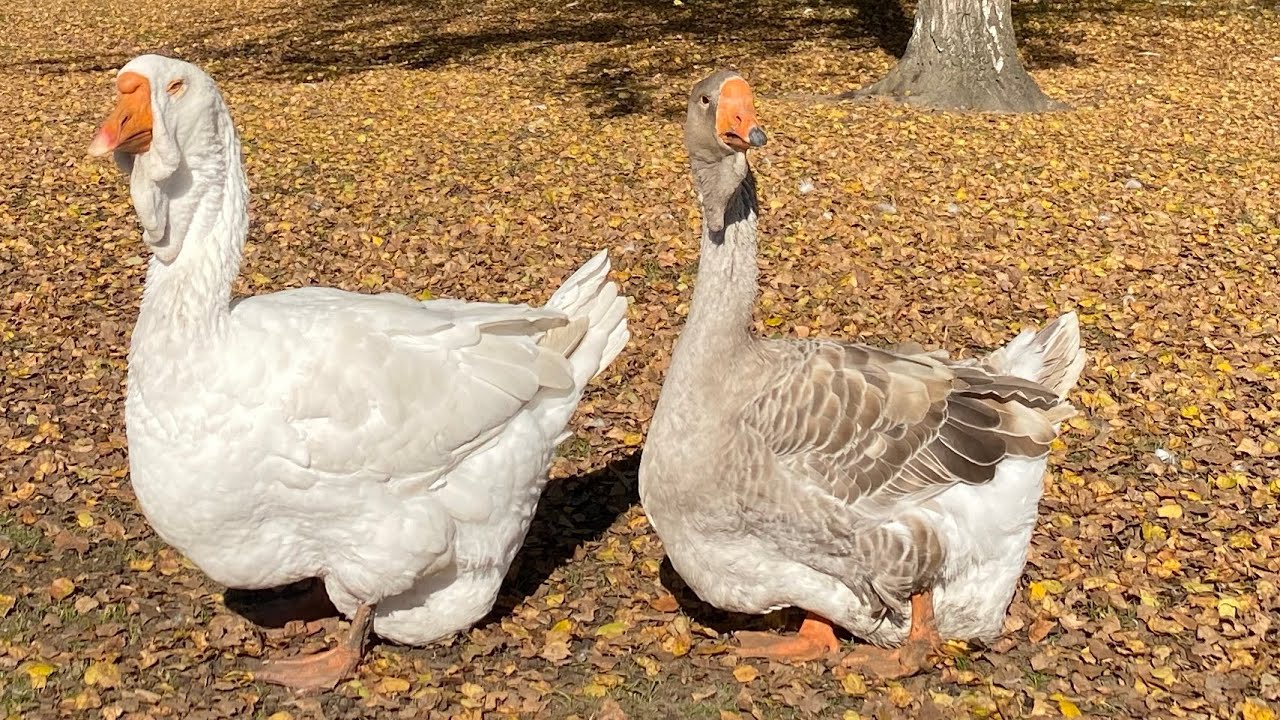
left=489, top=451, right=641, bottom=620
left=4, top=0, right=1173, bottom=115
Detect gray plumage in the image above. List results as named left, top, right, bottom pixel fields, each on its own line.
left=639, top=71, right=1085, bottom=643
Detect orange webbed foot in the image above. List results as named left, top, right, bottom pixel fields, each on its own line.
left=840, top=590, right=943, bottom=679
left=251, top=603, right=374, bottom=692
left=735, top=613, right=841, bottom=663
left=838, top=638, right=938, bottom=679
left=251, top=643, right=363, bottom=691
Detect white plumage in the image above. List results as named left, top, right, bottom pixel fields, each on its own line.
left=101, top=55, right=629, bottom=656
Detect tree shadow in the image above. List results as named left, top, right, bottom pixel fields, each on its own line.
left=12, top=0, right=1166, bottom=117
left=486, top=451, right=640, bottom=621
left=846, top=0, right=912, bottom=58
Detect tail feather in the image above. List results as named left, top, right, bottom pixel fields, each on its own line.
left=984, top=312, right=1085, bottom=399
left=540, top=250, right=630, bottom=387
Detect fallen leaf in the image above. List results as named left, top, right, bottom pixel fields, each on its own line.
left=49, top=577, right=76, bottom=601
left=83, top=661, right=121, bottom=688
left=23, top=662, right=56, bottom=689
left=376, top=677, right=410, bottom=694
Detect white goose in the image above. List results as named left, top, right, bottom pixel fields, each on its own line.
left=638, top=71, right=1085, bottom=678
left=89, top=55, right=629, bottom=690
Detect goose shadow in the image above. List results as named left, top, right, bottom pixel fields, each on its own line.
left=485, top=450, right=641, bottom=621
left=222, top=450, right=641, bottom=631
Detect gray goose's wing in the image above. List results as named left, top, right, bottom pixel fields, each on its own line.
left=736, top=340, right=1071, bottom=608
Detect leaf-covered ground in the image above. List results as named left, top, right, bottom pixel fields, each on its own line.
left=2, top=0, right=1279, bottom=717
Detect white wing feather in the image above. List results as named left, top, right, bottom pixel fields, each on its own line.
left=223, top=287, right=575, bottom=494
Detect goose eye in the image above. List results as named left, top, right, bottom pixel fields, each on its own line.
left=167, top=79, right=186, bottom=97
left=700, top=95, right=710, bottom=107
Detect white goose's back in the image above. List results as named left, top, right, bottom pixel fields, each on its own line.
left=129, top=255, right=627, bottom=644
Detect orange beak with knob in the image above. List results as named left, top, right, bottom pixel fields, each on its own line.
left=715, top=77, right=767, bottom=152
left=89, top=72, right=154, bottom=157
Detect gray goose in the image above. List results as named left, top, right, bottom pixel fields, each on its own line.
left=638, top=70, right=1085, bottom=678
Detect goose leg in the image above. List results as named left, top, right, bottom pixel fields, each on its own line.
left=839, top=591, right=942, bottom=679
left=251, top=603, right=375, bottom=691
left=736, top=612, right=841, bottom=662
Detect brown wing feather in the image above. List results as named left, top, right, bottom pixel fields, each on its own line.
left=745, top=340, right=1069, bottom=511
left=736, top=338, right=1074, bottom=613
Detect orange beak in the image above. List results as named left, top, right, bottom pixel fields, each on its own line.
left=89, top=72, right=153, bottom=157
left=715, top=77, right=767, bottom=152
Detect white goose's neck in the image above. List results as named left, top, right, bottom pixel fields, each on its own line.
left=677, top=155, right=760, bottom=359
left=135, top=112, right=247, bottom=339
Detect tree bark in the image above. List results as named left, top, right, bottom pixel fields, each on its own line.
left=854, top=0, right=1065, bottom=112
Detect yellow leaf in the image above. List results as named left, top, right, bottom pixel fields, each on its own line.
left=23, top=661, right=55, bottom=689
left=267, top=713, right=295, bottom=720
left=49, top=577, right=76, bottom=601
left=1052, top=693, right=1082, bottom=718
left=842, top=713, right=862, bottom=720
left=1157, top=504, right=1183, bottom=519
left=1028, top=581, right=1048, bottom=602
left=1242, top=700, right=1277, bottom=720
left=840, top=672, right=867, bottom=696
left=375, top=677, right=410, bottom=694
left=582, top=683, right=607, bottom=698
left=1141, top=522, right=1167, bottom=543
left=549, top=619, right=573, bottom=636
left=593, top=673, right=623, bottom=688
left=662, top=632, right=692, bottom=657
left=129, top=559, right=154, bottom=572
left=76, top=512, right=94, bottom=528
left=83, top=661, right=121, bottom=688
left=544, top=593, right=565, bottom=607
left=0, top=594, right=15, bottom=618
left=887, top=683, right=913, bottom=708
left=460, top=682, right=484, bottom=699
left=732, top=664, right=759, bottom=683
left=764, top=316, right=783, bottom=327
left=1180, top=405, right=1201, bottom=419
left=1028, top=579, right=1061, bottom=602
left=1218, top=596, right=1242, bottom=618
left=595, top=621, right=629, bottom=638
left=622, top=432, right=643, bottom=447
left=634, top=655, right=660, bottom=677
left=1150, top=666, right=1177, bottom=686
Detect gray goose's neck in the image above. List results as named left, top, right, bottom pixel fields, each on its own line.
left=678, top=153, right=760, bottom=359
left=135, top=107, right=247, bottom=340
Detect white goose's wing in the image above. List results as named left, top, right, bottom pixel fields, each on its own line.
left=222, top=287, right=575, bottom=515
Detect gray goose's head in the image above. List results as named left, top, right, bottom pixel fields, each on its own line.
left=684, top=71, right=767, bottom=234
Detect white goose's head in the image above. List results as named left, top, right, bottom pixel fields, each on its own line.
left=90, top=55, right=238, bottom=265
left=684, top=71, right=767, bottom=234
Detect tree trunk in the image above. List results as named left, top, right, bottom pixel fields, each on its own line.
left=855, top=0, right=1065, bottom=112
